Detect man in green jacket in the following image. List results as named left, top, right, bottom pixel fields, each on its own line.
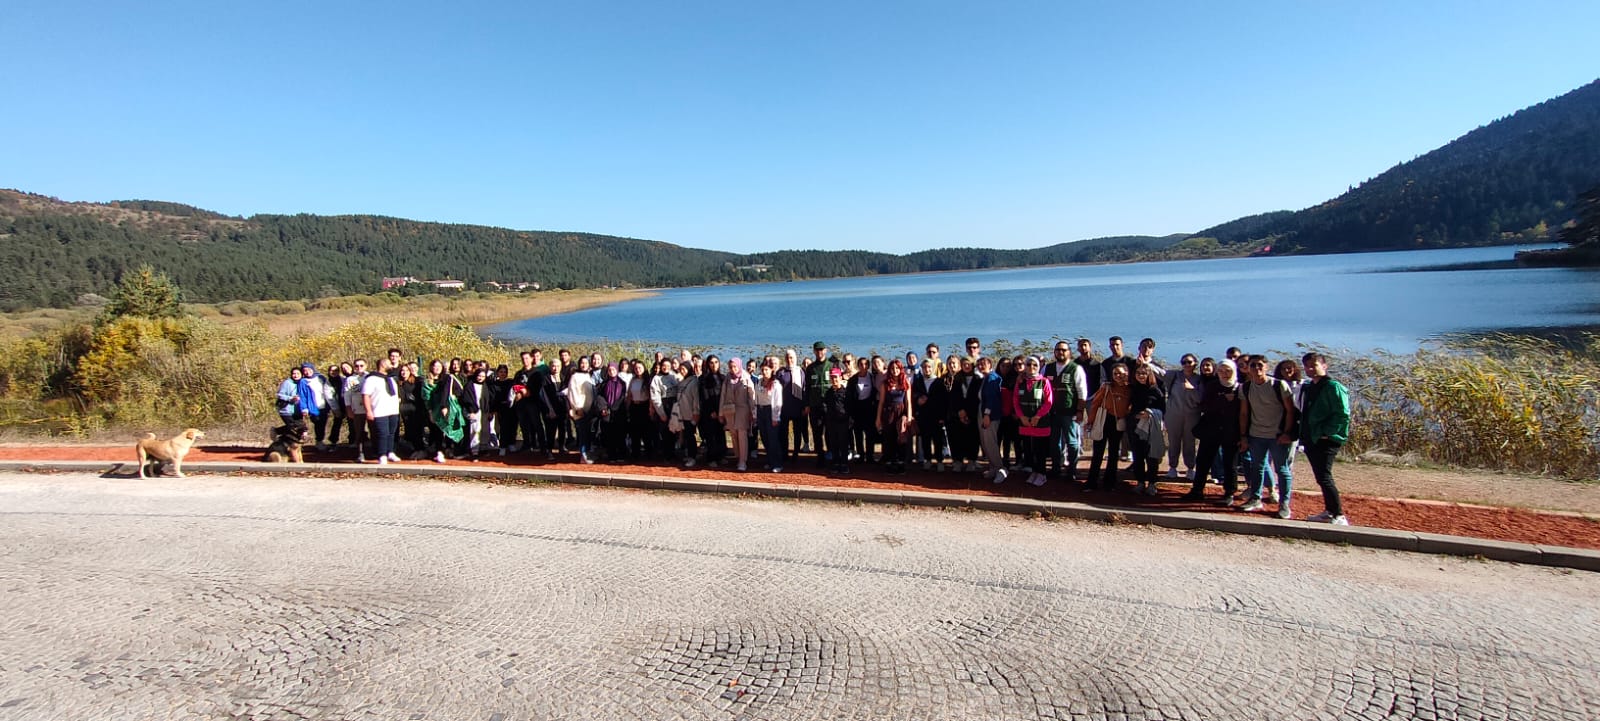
left=1300, top=352, right=1352, bottom=525
left=806, top=341, right=846, bottom=468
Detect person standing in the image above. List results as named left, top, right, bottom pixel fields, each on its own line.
left=946, top=357, right=982, bottom=473
left=876, top=359, right=914, bottom=475
left=1238, top=357, right=1298, bottom=519
left=1012, top=356, right=1054, bottom=487
left=976, top=356, right=1006, bottom=482
left=1183, top=359, right=1244, bottom=504
left=676, top=355, right=702, bottom=466
left=596, top=363, right=628, bottom=463
left=511, top=351, right=547, bottom=455
left=1073, top=338, right=1101, bottom=401
left=1128, top=363, right=1168, bottom=495
left=567, top=358, right=596, bottom=463
left=913, top=358, right=948, bottom=471
left=650, top=358, right=681, bottom=460
left=755, top=361, right=787, bottom=472
left=343, top=359, right=371, bottom=461
left=822, top=368, right=854, bottom=474
left=1085, top=364, right=1132, bottom=490
left=698, top=355, right=728, bottom=466
left=276, top=367, right=303, bottom=424
left=1163, top=353, right=1205, bottom=479
left=719, top=357, right=757, bottom=471
left=1043, top=341, right=1088, bottom=480
left=361, top=358, right=402, bottom=465
left=805, top=342, right=845, bottom=468
left=1300, top=353, right=1352, bottom=525
left=293, top=363, right=330, bottom=451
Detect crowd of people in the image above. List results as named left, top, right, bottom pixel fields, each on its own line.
left=273, top=336, right=1353, bottom=525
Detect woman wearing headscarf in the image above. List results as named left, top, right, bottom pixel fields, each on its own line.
left=1011, top=356, right=1054, bottom=487
left=1183, top=359, right=1244, bottom=504
left=719, top=357, right=758, bottom=471
left=596, top=362, right=629, bottom=463
left=276, top=366, right=304, bottom=424
left=294, top=363, right=329, bottom=451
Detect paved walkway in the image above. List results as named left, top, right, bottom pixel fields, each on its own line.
left=1, top=472, right=1597, bottom=721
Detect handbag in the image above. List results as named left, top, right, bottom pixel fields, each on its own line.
left=1088, top=406, right=1107, bottom=442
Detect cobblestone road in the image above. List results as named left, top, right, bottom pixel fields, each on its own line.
left=1, top=472, right=1596, bottom=721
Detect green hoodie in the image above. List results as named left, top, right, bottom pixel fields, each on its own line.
left=1300, top=376, right=1351, bottom=445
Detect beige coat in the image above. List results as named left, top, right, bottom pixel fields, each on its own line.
left=719, top=374, right=757, bottom=432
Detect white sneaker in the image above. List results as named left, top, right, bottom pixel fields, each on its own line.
left=1276, top=506, right=1293, bottom=520
left=377, top=457, right=388, bottom=466
left=387, top=452, right=400, bottom=462
left=1240, top=499, right=1264, bottom=512
left=993, top=468, right=1008, bottom=484
left=357, top=453, right=366, bottom=463
left=434, top=452, right=446, bottom=464
left=1330, top=515, right=1350, bottom=526
left=1264, top=490, right=1279, bottom=504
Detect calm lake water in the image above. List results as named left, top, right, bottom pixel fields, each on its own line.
left=486, top=245, right=1599, bottom=359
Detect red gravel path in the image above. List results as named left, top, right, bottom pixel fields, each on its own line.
left=4, top=444, right=1597, bottom=551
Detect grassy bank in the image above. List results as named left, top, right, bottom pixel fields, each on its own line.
left=0, top=289, right=648, bottom=340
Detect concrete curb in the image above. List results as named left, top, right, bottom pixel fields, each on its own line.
left=7, top=460, right=1599, bottom=573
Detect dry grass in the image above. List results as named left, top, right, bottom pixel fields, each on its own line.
left=2, top=289, right=647, bottom=341
left=197, top=289, right=650, bottom=337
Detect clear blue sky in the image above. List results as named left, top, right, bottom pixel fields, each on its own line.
left=5, top=1, right=1597, bottom=254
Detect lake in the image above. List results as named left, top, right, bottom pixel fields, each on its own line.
left=485, top=245, right=1600, bottom=359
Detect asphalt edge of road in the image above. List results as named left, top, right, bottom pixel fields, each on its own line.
left=8, top=459, right=1598, bottom=573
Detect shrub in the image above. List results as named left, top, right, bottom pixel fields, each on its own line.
left=1336, top=334, right=1600, bottom=480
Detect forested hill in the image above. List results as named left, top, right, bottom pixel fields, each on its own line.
left=0, top=190, right=739, bottom=310
left=1199, top=78, right=1600, bottom=252
left=0, top=189, right=1188, bottom=311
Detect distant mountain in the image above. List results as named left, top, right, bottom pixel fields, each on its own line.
left=1200, top=79, right=1600, bottom=252
left=0, top=190, right=1191, bottom=311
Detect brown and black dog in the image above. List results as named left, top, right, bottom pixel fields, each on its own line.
left=265, top=420, right=310, bottom=463
left=136, top=428, right=205, bottom=478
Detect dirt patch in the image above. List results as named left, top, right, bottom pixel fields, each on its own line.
left=3, top=444, right=1597, bottom=551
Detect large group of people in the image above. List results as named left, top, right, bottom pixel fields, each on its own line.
left=274, top=336, right=1353, bottom=525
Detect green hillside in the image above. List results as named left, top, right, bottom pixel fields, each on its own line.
left=1201, top=79, right=1600, bottom=252
left=0, top=190, right=1189, bottom=311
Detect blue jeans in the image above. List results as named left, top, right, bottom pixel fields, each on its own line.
left=370, top=414, right=398, bottom=460
left=1049, top=413, right=1081, bottom=476
left=1246, top=435, right=1293, bottom=505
